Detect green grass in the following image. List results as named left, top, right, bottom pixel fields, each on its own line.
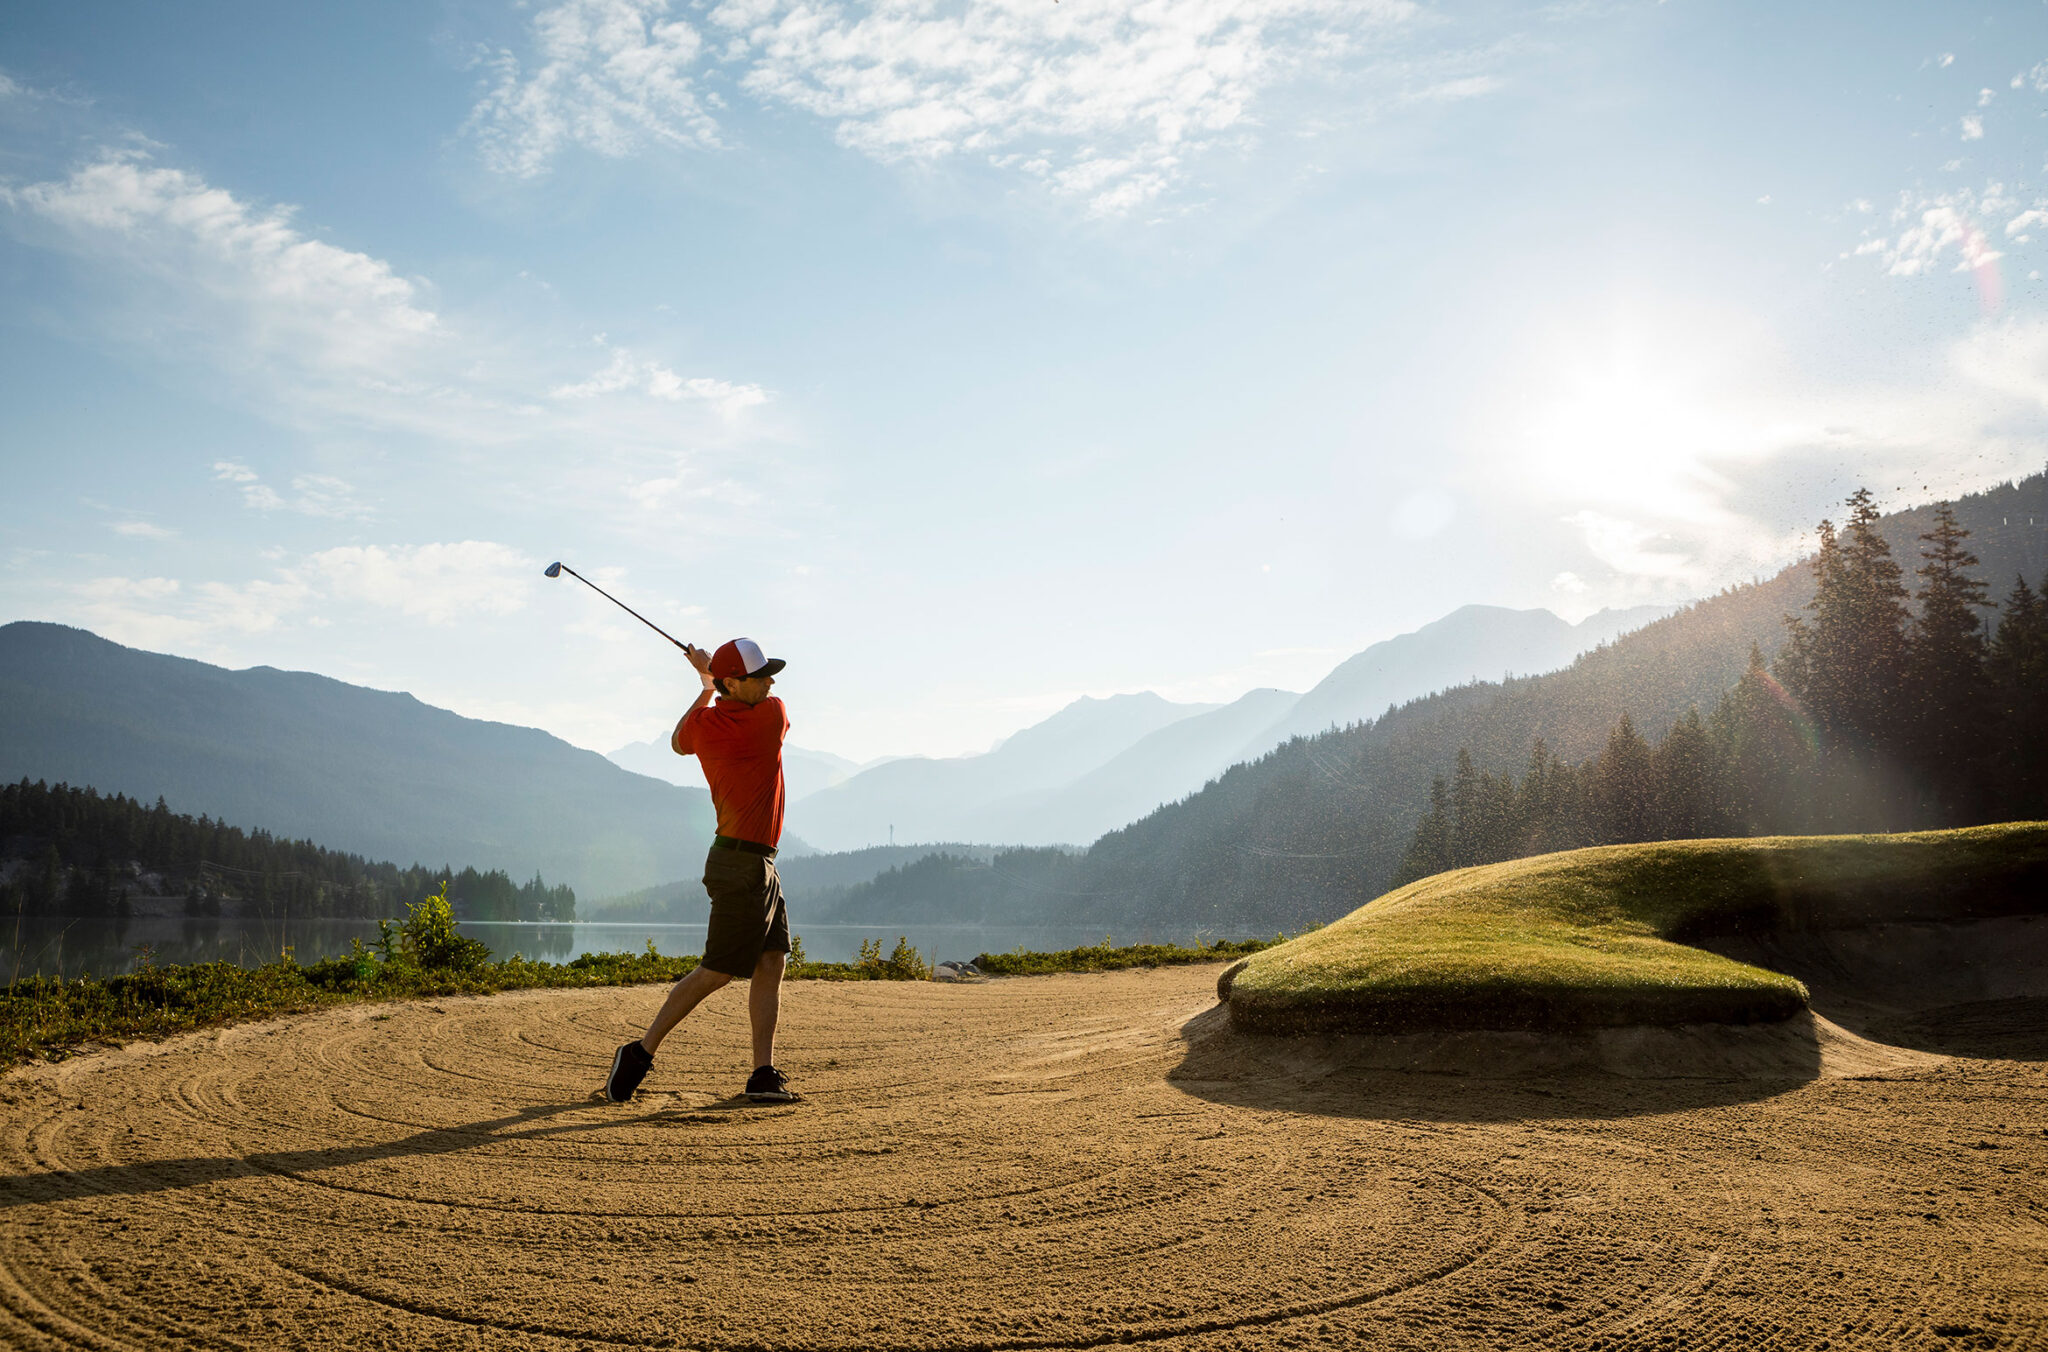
left=0, top=930, right=1280, bottom=1067
left=974, top=936, right=1274, bottom=976
left=1226, top=823, right=2048, bottom=1035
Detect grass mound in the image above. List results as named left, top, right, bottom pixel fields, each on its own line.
left=1225, top=823, right=2048, bottom=1035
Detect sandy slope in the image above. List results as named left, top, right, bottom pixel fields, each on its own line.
left=0, top=966, right=2043, bottom=1350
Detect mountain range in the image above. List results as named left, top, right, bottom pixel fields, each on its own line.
left=782, top=604, right=1670, bottom=851
left=814, top=473, right=2048, bottom=931
left=0, top=623, right=713, bottom=898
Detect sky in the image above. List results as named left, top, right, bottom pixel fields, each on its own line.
left=2, top=0, right=2047, bottom=764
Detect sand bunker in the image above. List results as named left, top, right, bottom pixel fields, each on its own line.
left=2, top=965, right=2045, bottom=1349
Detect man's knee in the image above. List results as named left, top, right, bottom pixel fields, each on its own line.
left=754, top=950, right=787, bottom=981
left=684, top=966, right=733, bottom=993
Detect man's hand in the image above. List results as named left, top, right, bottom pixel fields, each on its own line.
left=685, top=644, right=716, bottom=691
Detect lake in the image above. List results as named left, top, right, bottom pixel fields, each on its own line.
left=0, top=913, right=1268, bottom=981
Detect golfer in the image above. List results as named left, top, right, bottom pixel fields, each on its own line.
left=602, top=637, right=798, bottom=1105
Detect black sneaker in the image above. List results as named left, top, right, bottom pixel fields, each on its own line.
left=744, top=1065, right=800, bottom=1103
left=603, top=1040, right=653, bottom=1103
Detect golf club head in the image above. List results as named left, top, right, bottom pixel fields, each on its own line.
left=544, top=562, right=563, bottom=578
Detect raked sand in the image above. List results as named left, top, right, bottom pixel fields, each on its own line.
left=0, top=965, right=2044, bottom=1350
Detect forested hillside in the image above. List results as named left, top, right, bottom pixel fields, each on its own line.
left=825, top=474, right=2048, bottom=932
left=0, top=779, right=574, bottom=921
left=1396, top=495, right=2048, bottom=878
left=0, top=624, right=713, bottom=896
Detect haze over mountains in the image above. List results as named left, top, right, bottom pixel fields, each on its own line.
left=815, top=473, right=2048, bottom=932
left=784, top=604, right=1670, bottom=851
left=0, top=623, right=713, bottom=898
left=0, top=595, right=1676, bottom=917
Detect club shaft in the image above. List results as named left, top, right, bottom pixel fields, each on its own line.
left=556, top=565, right=691, bottom=652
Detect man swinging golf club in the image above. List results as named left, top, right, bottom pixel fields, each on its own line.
left=601, top=636, right=798, bottom=1105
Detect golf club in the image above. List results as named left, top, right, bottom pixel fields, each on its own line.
left=543, top=561, right=695, bottom=655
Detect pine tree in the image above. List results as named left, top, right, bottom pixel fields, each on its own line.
left=1515, top=739, right=1559, bottom=855
left=1449, top=748, right=1480, bottom=866
left=1653, top=707, right=1720, bottom=839
left=1395, top=776, right=1454, bottom=885
left=1592, top=714, right=1656, bottom=843
left=1709, top=647, right=1815, bottom=834
left=1988, top=573, right=2048, bottom=817
left=1778, top=488, right=1910, bottom=761
left=1902, top=503, right=1992, bottom=822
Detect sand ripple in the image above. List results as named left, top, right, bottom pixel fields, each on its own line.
left=0, top=967, right=2043, bottom=1349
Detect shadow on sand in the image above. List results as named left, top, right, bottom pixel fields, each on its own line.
left=1167, top=1004, right=1822, bottom=1125
left=0, top=1095, right=789, bottom=1211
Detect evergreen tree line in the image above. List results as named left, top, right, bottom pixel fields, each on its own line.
left=0, top=780, right=575, bottom=922
left=1397, top=493, right=2048, bottom=882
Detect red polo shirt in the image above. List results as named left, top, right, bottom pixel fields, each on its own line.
left=673, top=695, right=788, bottom=847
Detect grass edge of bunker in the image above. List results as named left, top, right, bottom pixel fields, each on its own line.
left=1225, top=821, right=2048, bottom=1035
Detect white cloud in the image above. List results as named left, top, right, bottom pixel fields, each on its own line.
left=211, top=461, right=367, bottom=516
left=111, top=520, right=177, bottom=540
left=627, top=463, right=762, bottom=511
left=1563, top=511, right=1694, bottom=581
left=2019, top=61, right=2048, bottom=93
left=286, top=474, right=369, bottom=519
left=551, top=347, right=767, bottom=418
left=467, top=0, right=720, bottom=179
left=56, top=540, right=552, bottom=651
left=728, top=0, right=1416, bottom=215
left=1550, top=571, right=1587, bottom=595
left=1865, top=187, right=2009, bottom=277
left=1938, top=52, right=1955, bottom=69
left=77, top=575, right=180, bottom=603
left=2007, top=206, right=2048, bottom=238
left=3, top=153, right=438, bottom=372
left=1978, top=87, right=1996, bottom=108
left=5, top=148, right=777, bottom=543
left=1409, top=75, right=1500, bottom=104
left=67, top=573, right=315, bottom=650
left=472, top=0, right=1426, bottom=215
left=1475, top=303, right=2048, bottom=602
left=1950, top=315, right=2048, bottom=410
left=1961, top=114, right=1984, bottom=142
left=307, top=541, right=540, bottom=625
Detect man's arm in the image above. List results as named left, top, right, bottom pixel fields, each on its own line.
left=671, top=646, right=718, bottom=756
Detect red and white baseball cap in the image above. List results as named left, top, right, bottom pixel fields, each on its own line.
left=709, top=637, right=785, bottom=681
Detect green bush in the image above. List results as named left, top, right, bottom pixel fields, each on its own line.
left=393, top=881, right=492, bottom=972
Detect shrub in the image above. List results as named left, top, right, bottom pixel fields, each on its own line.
left=854, top=935, right=931, bottom=980
left=395, top=881, right=491, bottom=972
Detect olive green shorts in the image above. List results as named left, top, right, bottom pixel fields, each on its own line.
left=700, top=846, right=790, bottom=978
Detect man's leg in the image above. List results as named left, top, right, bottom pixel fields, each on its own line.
left=748, top=949, right=786, bottom=1069
left=642, top=965, right=733, bottom=1054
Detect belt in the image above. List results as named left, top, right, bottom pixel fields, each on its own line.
left=712, top=834, right=778, bottom=859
